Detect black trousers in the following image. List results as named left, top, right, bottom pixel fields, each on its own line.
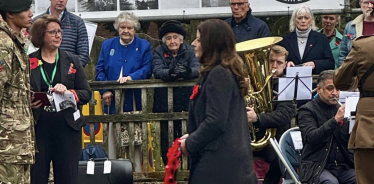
left=319, top=166, right=356, bottom=184
left=31, top=110, right=81, bottom=184
left=161, top=120, right=182, bottom=166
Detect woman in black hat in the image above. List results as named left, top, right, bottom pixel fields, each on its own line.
left=152, top=20, right=200, bottom=165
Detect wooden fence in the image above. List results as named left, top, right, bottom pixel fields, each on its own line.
left=84, top=79, right=198, bottom=182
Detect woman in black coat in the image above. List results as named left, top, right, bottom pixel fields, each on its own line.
left=29, top=15, right=92, bottom=184
left=179, top=19, right=258, bottom=184
left=278, top=5, right=334, bottom=74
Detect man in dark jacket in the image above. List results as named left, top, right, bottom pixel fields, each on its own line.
left=225, top=0, right=270, bottom=42
left=152, top=20, right=200, bottom=165
left=298, top=70, right=355, bottom=184
left=247, top=45, right=296, bottom=184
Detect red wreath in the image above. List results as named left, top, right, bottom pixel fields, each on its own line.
left=164, top=138, right=182, bottom=184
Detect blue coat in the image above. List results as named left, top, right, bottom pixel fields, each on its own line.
left=278, top=31, right=334, bottom=74
left=338, top=14, right=364, bottom=67
left=95, top=36, right=152, bottom=113
left=225, top=10, right=270, bottom=43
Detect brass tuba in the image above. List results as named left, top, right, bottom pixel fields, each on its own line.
left=236, top=37, right=283, bottom=151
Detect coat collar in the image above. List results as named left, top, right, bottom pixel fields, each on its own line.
left=287, top=31, right=318, bottom=62
left=30, top=49, right=71, bottom=92
left=352, top=14, right=364, bottom=38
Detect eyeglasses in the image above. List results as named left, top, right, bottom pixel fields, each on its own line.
left=229, top=2, right=248, bottom=7
left=45, top=29, right=63, bottom=36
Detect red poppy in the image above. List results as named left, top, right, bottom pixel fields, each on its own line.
left=68, top=63, right=77, bottom=74
left=30, top=58, right=39, bottom=69
left=164, top=53, right=169, bottom=58
left=190, top=85, right=200, bottom=100
left=335, top=40, right=340, bottom=46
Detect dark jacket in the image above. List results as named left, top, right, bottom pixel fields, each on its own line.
left=253, top=79, right=296, bottom=162
left=278, top=31, right=334, bottom=74
left=225, top=10, right=270, bottom=43
left=152, top=43, right=200, bottom=112
left=298, top=96, right=354, bottom=184
left=30, top=49, right=92, bottom=130
left=186, top=65, right=257, bottom=184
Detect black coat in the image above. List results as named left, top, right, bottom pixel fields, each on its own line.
left=298, top=96, right=354, bottom=184
left=152, top=43, right=200, bottom=112
left=253, top=80, right=296, bottom=162
left=278, top=31, right=334, bottom=74
left=186, top=65, right=257, bottom=184
left=30, top=49, right=92, bottom=130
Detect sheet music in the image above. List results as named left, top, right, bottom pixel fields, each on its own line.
left=344, top=96, right=359, bottom=118
left=290, top=131, right=303, bottom=150
left=278, top=76, right=312, bottom=101
left=286, top=66, right=313, bottom=77
left=278, top=66, right=313, bottom=101
left=339, top=91, right=359, bottom=104
left=349, top=116, right=356, bottom=134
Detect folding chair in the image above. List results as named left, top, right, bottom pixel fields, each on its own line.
left=270, top=127, right=302, bottom=184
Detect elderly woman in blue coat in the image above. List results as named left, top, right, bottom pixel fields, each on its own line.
left=95, top=12, right=152, bottom=114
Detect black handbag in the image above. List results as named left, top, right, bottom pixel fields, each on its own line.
left=78, top=158, right=133, bottom=184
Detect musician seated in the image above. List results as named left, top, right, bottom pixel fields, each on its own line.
left=247, top=45, right=296, bottom=184
left=298, top=70, right=355, bottom=184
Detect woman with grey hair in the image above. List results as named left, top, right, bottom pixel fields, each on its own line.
left=278, top=5, right=334, bottom=74
left=96, top=12, right=152, bottom=114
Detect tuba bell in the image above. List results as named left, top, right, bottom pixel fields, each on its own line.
left=236, top=37, right=283, bottom=151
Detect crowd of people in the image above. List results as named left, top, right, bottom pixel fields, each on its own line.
left=1, top=0, right=374, bottom=183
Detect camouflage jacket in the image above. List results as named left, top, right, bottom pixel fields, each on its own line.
left=0, top=21, right=35, bottom=164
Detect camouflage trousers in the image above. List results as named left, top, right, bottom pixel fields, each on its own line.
left=0, top=163, right=30, bottom=184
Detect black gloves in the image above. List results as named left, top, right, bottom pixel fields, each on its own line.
left=169, top=63, right=191, bottom=79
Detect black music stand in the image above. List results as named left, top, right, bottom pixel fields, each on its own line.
left=274, top=72, right=313, bottom=105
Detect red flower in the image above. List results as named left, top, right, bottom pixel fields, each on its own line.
left=190, top=85, right=200, bottom=100
left=335, top=40, right=340, bottom=46
left=68, top=63, right=77, bottom=74
left=30, top=58, right=39, bottom=69
left=164, top=53, right=169, bottom=58
left=346, top=34, right=353, bottom=39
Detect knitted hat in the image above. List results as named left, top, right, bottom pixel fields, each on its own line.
left=158, top=20, right=186, bottom=39
left=0, top=0, right=32, bottom=13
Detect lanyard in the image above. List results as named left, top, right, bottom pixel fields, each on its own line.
left=40, top=51, right=59, bottom=87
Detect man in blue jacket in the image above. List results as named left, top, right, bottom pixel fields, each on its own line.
left=225, top=0, right=270, bottom=43
left=33, top=0, right=89, bottom=67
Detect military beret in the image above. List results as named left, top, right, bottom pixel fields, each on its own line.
left=158, top=20, right=186, bottom=39
left=0, top=0, right=32, bottom=13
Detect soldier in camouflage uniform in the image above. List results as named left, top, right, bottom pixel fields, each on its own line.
left=0, top=0, right=35, bottom=183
